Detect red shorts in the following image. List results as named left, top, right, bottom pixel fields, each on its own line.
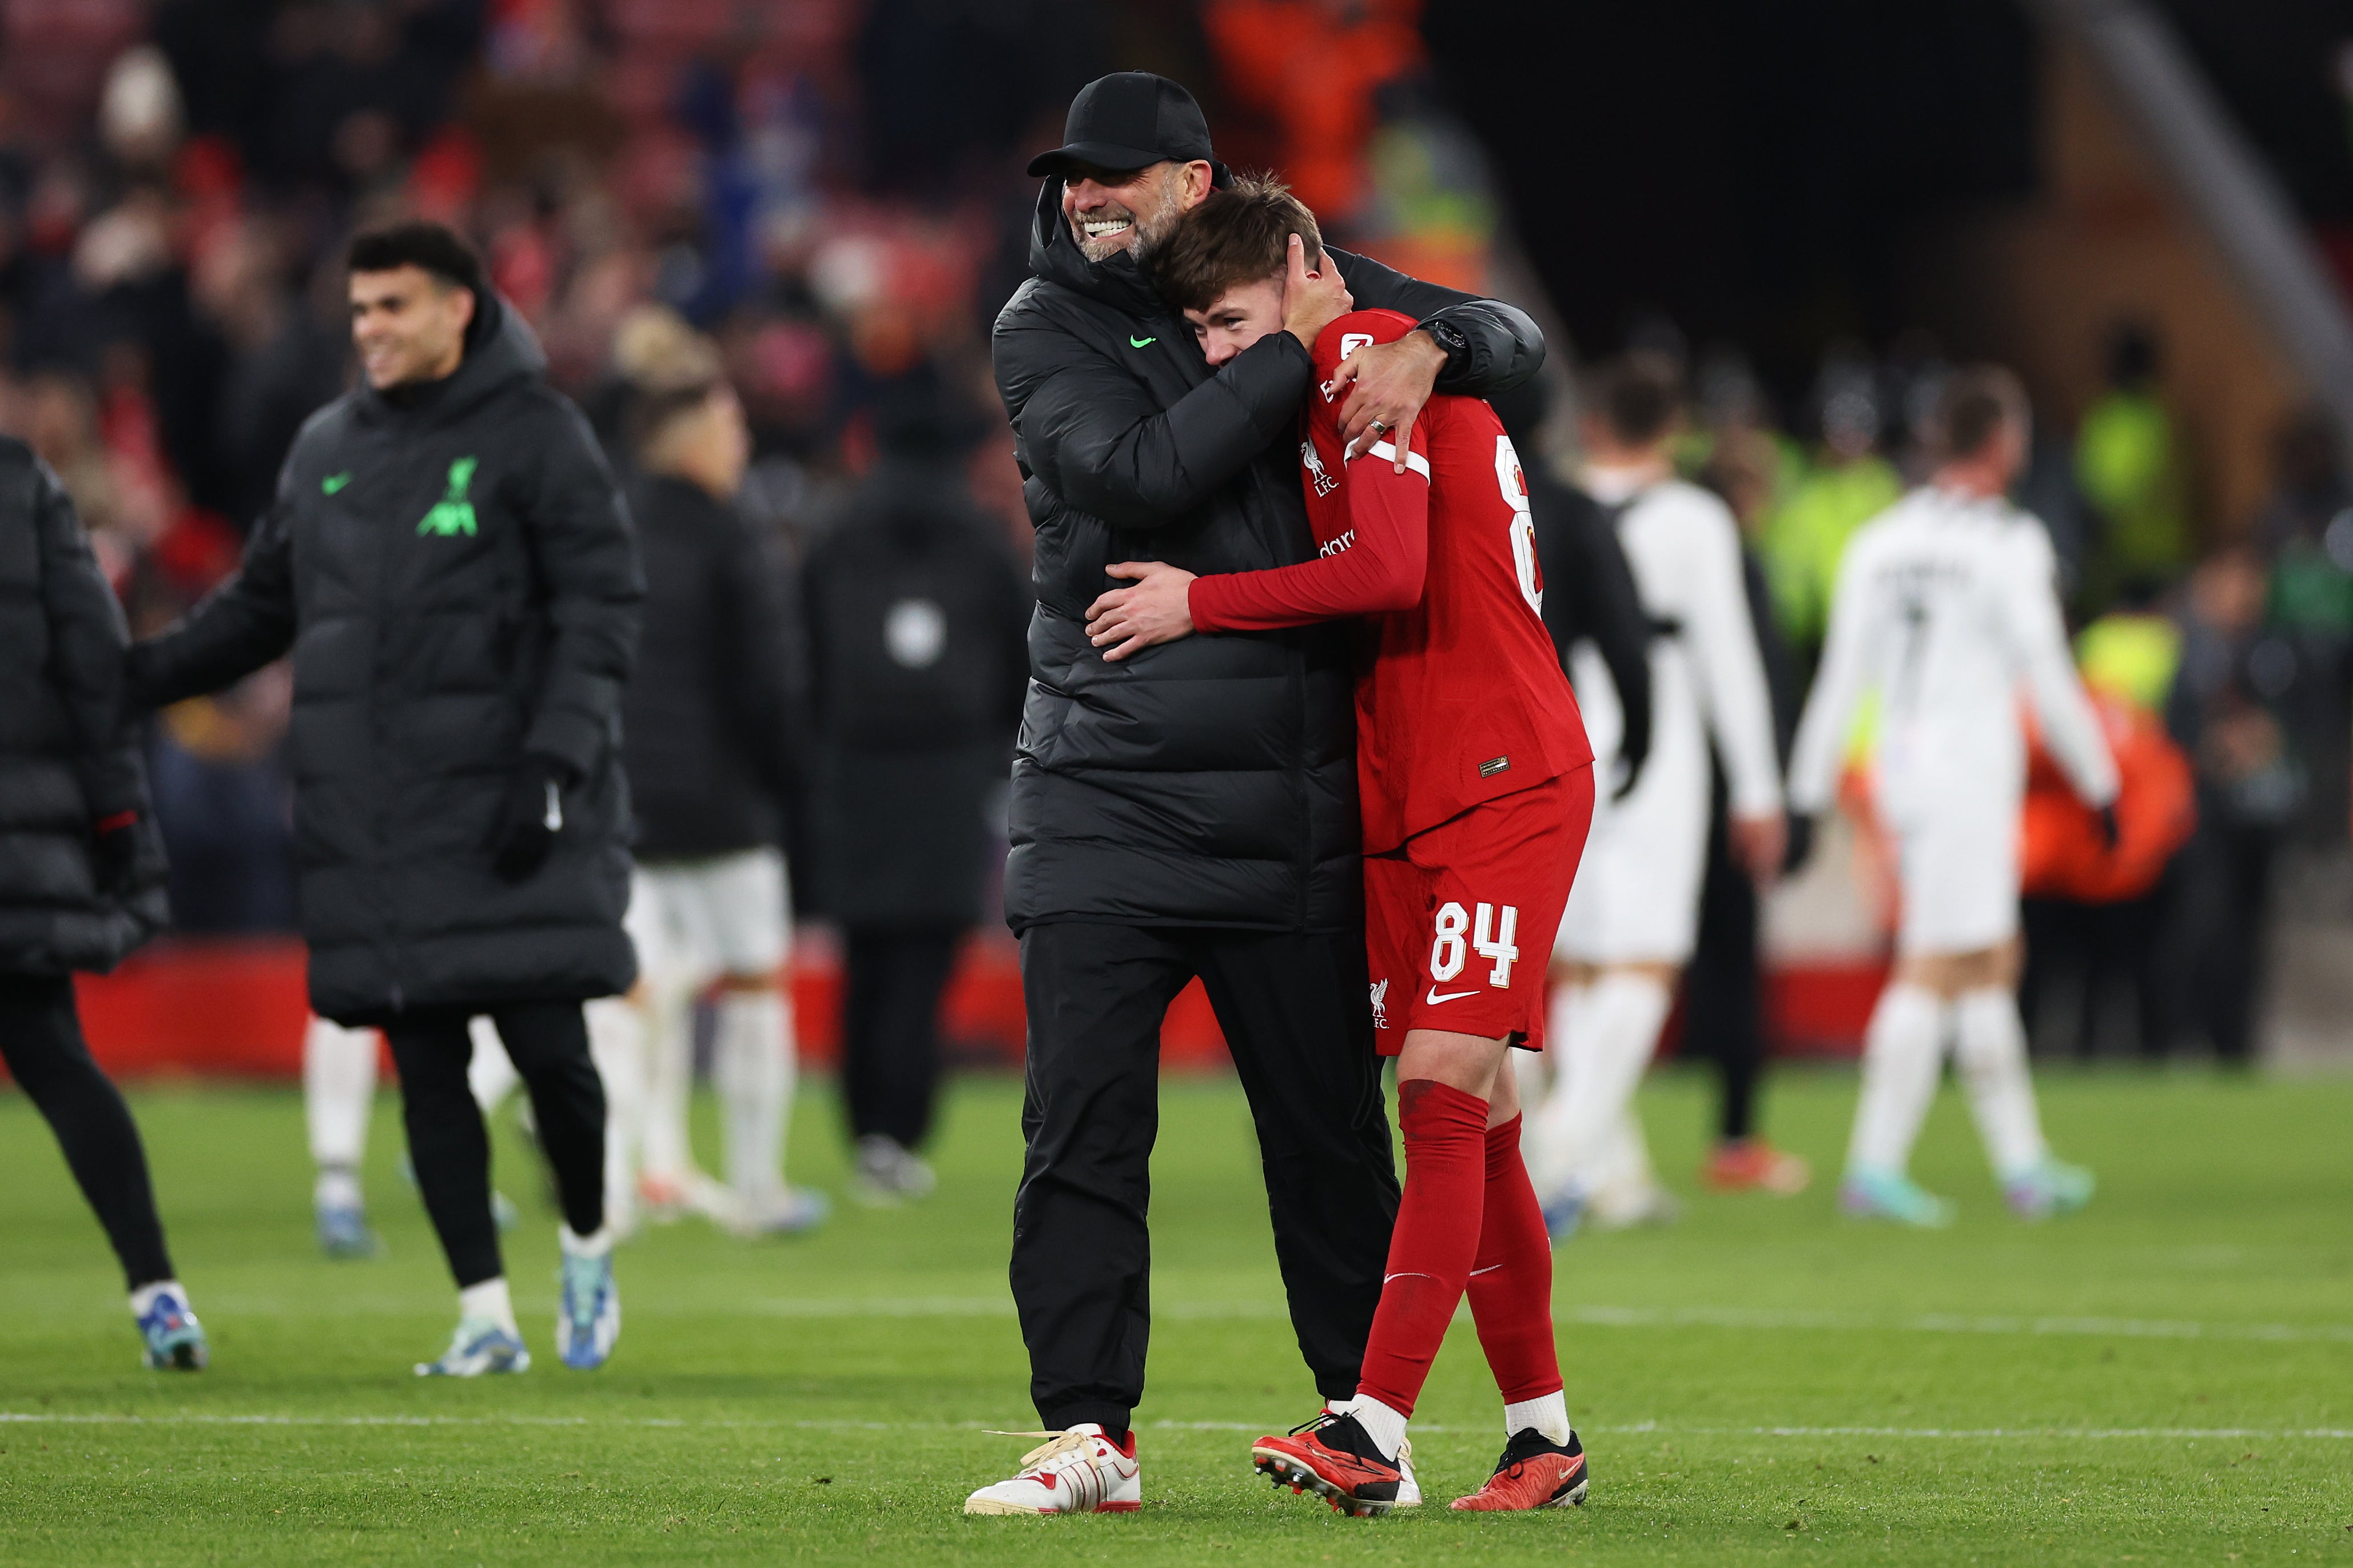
left=1363, top=766, right=1594, bottom=1054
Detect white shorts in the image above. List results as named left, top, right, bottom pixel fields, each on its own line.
left=1554, top=677, right=1711, bottom=966
left=1891, top=807, right=2020, bottom=957
left=626, top=847, right=791, bottom=987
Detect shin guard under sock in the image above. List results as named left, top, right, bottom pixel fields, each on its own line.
left=1465, top=1115, right=1563, bottom=1405
left=1356, top=1079, right=1491, bottom=1418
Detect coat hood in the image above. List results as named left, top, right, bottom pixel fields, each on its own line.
left=357, top=292, right=547, bottom=426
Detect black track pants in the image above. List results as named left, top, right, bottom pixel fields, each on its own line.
left=841, top=927, right=960, bottom=1149
left=0, top=973, right=174, bottom=1288
left=383, top=1000, right=605, bottom=1288
left=1012, top=922, right=1401, bottom=1434
left=1682, top=781, right=1765, bottom=1143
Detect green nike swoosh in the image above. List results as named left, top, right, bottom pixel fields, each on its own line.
left=1129, top=336, right=1156, bottom=348
left=321, top=472, right=352, bottom=494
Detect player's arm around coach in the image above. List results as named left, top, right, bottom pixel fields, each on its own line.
left=969, top=71, right=1544, bottom=1507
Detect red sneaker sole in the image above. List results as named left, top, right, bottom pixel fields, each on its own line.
left=1251, top=1447, right=1395, bottom=1518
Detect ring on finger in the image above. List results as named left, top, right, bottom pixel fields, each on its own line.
left=1366, top=419, right=1389, bottom=436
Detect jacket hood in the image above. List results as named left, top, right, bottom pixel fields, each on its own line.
left=358, top=292, right=547, bottom=424
left=1028, top=179, right=1163, bottom=318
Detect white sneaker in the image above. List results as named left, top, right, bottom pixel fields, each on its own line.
left=964, top=1425, right=1141, bottom=1515
left=851, top=1134, right=937, bottom=1206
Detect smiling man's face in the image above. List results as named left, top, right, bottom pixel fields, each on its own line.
left=1060, top=161, right=1208, bottom=263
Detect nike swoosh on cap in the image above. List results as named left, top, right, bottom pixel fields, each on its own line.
left=1424, top=987, right=1480, bottom=1005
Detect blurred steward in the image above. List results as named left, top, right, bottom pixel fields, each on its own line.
left=801, top=376, right=1030, bottom=1204
left=2076, top=322, right=2191, bottom=604
left=615, top=306, right=827, bottom=1238
left=2164, top=544, right=2300, bottom=1064
left=1760, top=361, right=1901, bottom=660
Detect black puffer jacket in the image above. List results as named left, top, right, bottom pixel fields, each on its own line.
left=620, top=472, right=802, bottom=861
left=128, top=300, right=642, bottom=1024
left=0, top=442, right=168, bottom=972
left=993, top=181, right=1544, bottom=932
left=802, top=459, right=1030, bottom=929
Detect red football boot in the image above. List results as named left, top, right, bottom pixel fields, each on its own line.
left=1449, top=1427, right=1590, bottom=1511
left=1251, top=1411, right=1403, bottom=1518
left=1703, top=1138, right=1812, bottom=1195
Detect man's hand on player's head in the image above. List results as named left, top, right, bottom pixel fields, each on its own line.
left=1730, top=811, right=1788, bottom=885
left=1086, top=562, right=1200, bottom=663
left=1280, top=233, right=1352, bottom=353
left=1331, top=328, right=1447, bottom=473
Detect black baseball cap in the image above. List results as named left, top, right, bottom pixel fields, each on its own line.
left=1026, top=71, right=1221, bottom=179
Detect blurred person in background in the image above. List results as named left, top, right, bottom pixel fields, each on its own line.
left=614, top=309, right=825, bottom=1238
left=2016, top=617, right=2196, bottom=1062
left=0, top=434, right=198, bottom=1371
left=1490, top=373, right=1649, bottom=1165
left=2076, top=322, right=2191, bottom=605
left=1526, top=352, right=1785, bottom=1238
left=802, top=378, right=1030, bottom=1206
left=2250, top=409, right=2353, bottom=843
left=126, top=222, right=640, bottom=1377
left=1789, top=367, right=2116, bottom=1228
left=2165, top=544, right=2300, bottom=1064
left=1685, top=425, right=1813, bottom=1195
left=1761, top=361, right=1902, bottom=663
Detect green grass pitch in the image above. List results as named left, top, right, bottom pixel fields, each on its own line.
left=2, top=1064, right=2349, bottom=1564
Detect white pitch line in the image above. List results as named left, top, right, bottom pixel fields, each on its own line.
left=3, top=1412, right=2349, bottom=1442
left=113, top=1295, right=2353, bottom=1345
left=747, top=1298, right=2353, bottom=1345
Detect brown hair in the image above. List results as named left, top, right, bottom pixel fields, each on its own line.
left=1586, top=351, right=1684, bottom=446
left=1142, top=171, right=1323, bottom=314
left=1932, top=364, right=2029, bottom=462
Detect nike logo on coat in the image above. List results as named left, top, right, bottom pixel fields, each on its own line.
left=321, top=472, right=352, bottom=494
left=1129, top=335, right=1156, bottom=348
left=1425, top=987, right=1480, bottom=1005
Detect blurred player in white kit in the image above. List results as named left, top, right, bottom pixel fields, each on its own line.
left=1788, top=366, right=2116, bottom=1226
left=1527, top=354, right=1785, bottom=1234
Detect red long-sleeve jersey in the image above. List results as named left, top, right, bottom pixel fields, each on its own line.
left=1188, top=310, right=1590, bottom=853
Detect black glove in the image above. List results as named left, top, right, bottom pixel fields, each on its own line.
left=488, top=754, right=570, bottom=883
left=2096, top=801, right=2121, bottom=852
left=1782, top=812, right=1817, bottom=877
left=90, top=811, right=141, bottom=899
left=1611, top=753, right=1645, bottom=803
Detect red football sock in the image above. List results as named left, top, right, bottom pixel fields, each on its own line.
left=1466, top=1114, right=1563, bottom=1403
left=1355, top=1078, right=1491, bottom=1418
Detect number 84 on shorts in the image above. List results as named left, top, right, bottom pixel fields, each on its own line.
left=1432, top=901, right=1519, bottom=988
left=1359, top=771, right=1592, bottom=1054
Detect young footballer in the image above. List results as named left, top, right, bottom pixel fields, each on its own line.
left=1789, top=366, right=2113, bottom=1225
left=1085, top=177, right=1595, bottom=1514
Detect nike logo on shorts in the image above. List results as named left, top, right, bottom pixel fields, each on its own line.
left=1425, top=987, right=1480, bottom=1005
